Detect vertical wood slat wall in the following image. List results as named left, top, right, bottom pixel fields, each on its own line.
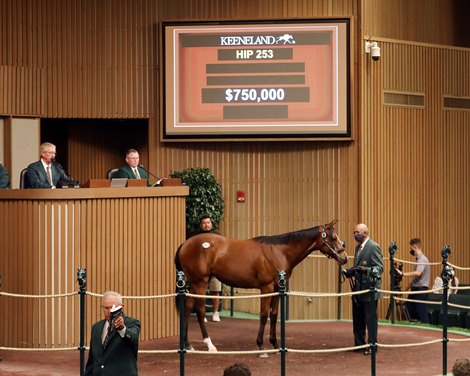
left=361, top=40, right=470, bottom=317
left=1, top=0, right=469, bottom=326
left=0, top=190, right=186, bottom=347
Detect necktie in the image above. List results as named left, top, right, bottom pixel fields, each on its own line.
left=355, top=245, right=364, bottom=264
left=46, top=166, right=52, bottom=186
left=134, top=168, right=141, bottom=179
left=103, top=322, right=113, bottom=349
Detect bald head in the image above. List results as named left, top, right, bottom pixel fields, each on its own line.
left=354, top=223, right=369, bottom=234
left=353, top=223, right=370, bottom=244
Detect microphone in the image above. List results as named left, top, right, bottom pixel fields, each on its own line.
left=52, top=159, right=70, bottom=179
left=139, top=164, right=163, bottom=186
left=52, top=159, right=79, bottom=188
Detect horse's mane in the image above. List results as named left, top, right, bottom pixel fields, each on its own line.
left=252, top=226, right=320, bottom=245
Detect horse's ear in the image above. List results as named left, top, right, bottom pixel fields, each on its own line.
left=326, top=219, right=338, bottom=228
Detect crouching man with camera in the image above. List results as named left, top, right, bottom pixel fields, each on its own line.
left=85, top=291, right=141, bottom=375
left=343, top=224, right=384, bottom=355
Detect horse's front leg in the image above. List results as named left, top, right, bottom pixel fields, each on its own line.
left=268, top=295, right=280, bottom=349
left=257, top=296, right=271, bottom=357
left=193, top=284, right=217, bottom=352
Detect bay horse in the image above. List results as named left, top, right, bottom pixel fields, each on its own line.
left=174, top=219, right=347, bottom=353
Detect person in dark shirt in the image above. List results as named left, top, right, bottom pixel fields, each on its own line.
left=198, top=215, right=222, bottom=322
left=0, top=163, right=9, bottom=188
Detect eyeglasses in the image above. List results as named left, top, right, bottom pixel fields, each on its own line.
left=44, top=151, right=56, bottom=155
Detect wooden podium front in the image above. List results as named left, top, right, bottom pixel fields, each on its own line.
left=0, top=186, right=188, bottom=347
left=81, top=179, right=111, bottom=188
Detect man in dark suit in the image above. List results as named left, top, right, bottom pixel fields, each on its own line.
left=344, top=223, right=383, bottom=355
left=24, top=142, right=70, bottom=188
left=85, top=291, right=140, bottom=376
left=114, top=149, right=150, bottom=186
left=0, top=162, right=9, bottom=188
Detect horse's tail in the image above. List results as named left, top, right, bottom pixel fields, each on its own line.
left=175, top=243, right=183, bottom=272
left=174, top=243, right=184, bottom=313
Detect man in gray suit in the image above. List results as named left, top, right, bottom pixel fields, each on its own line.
left=24, top=142, right=70, bottom=188
left=344, top=223, right=383, bottom=355
left=85, top=291, right=140, bottom=375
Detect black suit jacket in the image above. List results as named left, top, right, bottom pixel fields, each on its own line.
left=24, top=160, right=69, bottom=188
left=350, top=238, right=384, bottom=302
left=0, top=163, right=9, bottom=188
left=85, top=315, right=140, bottom=376
left=114, top=165, right=150, bottom=186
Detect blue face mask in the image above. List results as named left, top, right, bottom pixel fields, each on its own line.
left=354, top=234, right=365, bottom=243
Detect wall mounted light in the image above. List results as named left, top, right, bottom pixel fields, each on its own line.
left=365, top=41, right=381, bottom=61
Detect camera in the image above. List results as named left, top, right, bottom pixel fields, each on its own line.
left=365, top=41, right=381, bottom=61
left=110, top=304, right=123, bottom=321
left=371, top=45, right=381, bottom=61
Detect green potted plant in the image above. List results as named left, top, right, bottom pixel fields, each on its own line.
left=170, top=167, right=224, bottom=238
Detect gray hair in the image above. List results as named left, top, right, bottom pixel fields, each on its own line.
left=102, top=291, right=123, bottom=305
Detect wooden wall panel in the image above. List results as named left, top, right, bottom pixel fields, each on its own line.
left=0, top=0, right=469, bottom=329
left=0, top=66, right=45, bottom=116
left=362, top=0, right=469, bottom=47
left=0, top=188, right=187, bottom=347
left=361, top=40, right=470, bottom=318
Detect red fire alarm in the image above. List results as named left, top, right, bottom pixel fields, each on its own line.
left=237, top=190, right=246, bottom=203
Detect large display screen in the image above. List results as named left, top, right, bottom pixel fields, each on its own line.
left=162, top=19, right=350, bottom=141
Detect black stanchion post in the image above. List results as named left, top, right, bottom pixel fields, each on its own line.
left=176, top=271, right=186, bottom=376
left=278, top=271, right=287, bottom=376
left=440, top=245, right=453, bottom=376
left=337, top=265, right=342, bottom=321
left=77, top=268, right=87, bottom=376
left=286, top=282, right=290, bottom=321
left=230, top=286, right=234, bottom=317
left=368, top=266, right=381, bottom=376
left=389, top=241, right=398, bottom=324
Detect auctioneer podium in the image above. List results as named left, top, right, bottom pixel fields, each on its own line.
left=0, top=186, right=188, bottom=348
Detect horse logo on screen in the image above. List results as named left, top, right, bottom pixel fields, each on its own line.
left=277, top=34, right=295, bottom=45
left=174, top=219, right=347, bottom=355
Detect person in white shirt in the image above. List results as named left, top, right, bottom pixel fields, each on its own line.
left=432, top=267, right=459, bottom=296
left=24, top=142, right=70, bottom=189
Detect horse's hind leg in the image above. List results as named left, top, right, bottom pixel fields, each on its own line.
left=256, top=296, right=270, bottom=357
left=268, top=295, right=280, bottom=349
left=193, top=284, right=217, bottom=352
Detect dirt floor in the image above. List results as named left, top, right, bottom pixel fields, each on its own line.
left=1, top=316, right=469, bottom=376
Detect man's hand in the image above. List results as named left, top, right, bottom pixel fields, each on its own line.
left=113, top=315, right=125, bottom=331
left=342, top=268, right=355, bottom=278
left=394, top=267, right=403, bottom=276
left=356, top=266, right=367, bottom=274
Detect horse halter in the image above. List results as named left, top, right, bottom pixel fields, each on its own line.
left=320, top=225, right=346, bottom=262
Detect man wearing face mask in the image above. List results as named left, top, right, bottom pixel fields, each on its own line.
left=398, top=238, right=430, bottom=323
left=343, top=223, right=384, bottom=355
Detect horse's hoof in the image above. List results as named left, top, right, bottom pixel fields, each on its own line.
left=259, top=352, right=269, bottom=358
left=203, top=337, right=218, bottom=352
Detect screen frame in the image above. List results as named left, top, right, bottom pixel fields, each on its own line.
left=161, top=18, right=352, bottom=142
